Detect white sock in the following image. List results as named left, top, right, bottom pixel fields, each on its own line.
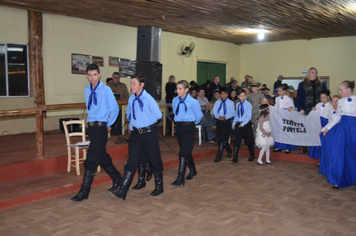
left=257, top=146, right=267, bottom=164
left=266, top=146, right=271, bottom=163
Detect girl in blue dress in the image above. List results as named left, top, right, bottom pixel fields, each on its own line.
left=308, top=90, right=333, bottom=161
left=319, top=95, right=340, bottom=177
left=323, top=81, right=356, bottom=188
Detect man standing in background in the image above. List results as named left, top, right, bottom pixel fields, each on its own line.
left=108, top=72, right=129, bottom=101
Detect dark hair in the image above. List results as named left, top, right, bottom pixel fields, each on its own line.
left=197, top=87, right=205, bottom=93
left=259, top=109, right=269, bottom=118
left=169, top=75, right=175, bottom=81
left=278, top=83, right=289, bottom=91
left=332, top=95, right=341, bottom=99
left=131, top=74, right=146, bottom=84
left=213, top=89, right=220, bottom=94
left=238, top=90, right=246, bottom=96
left=112, top=72, right=120, bottom=77
left=320, top=89, right=331, bottom=100
left=177, top=80, right=189, bottom=89
left=86, top=63, right=100, bottom=73
left=106, top=78, right=113, bottom=83
left=229, top=90, right=238, bottom=101
left=341, top=80, right=355, bottom=91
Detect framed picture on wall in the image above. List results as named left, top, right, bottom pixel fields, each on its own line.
left=109, top=56, right=120, bottom=67
left=119, top=58, right=136, bottom=76
left=71, top=53, right=91, bottom=74
left=92, top=56, right=104, bottom=67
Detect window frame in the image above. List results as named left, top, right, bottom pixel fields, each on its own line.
left=0, top=42, right=30, bottom=98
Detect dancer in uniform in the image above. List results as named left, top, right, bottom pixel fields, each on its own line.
left=110, top=75, right=164, bottom=200
left=171, top=80, right=203, bottom=186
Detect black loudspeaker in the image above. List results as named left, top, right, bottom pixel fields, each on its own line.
left=136, top=26, right=161, bottom=63
left=136, top=62, right=162, bottom=100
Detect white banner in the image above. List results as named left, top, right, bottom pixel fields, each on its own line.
left=269, top=106, right=321, bottom=146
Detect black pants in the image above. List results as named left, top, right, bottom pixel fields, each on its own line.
left=176, top=122, right=196, bottom=157
left=125, top=128, right=163, bottom=173
left=233, top=122, right=255, bottom=149
left=216, top=119, right=232, bottom=143
left=84, top=125, right=114, bottom=172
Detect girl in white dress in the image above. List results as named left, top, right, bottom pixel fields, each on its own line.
left=256, top=104, right=274, bottom=165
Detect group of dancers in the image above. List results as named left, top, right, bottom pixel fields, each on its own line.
left=71, top=63, right=355, bottom=203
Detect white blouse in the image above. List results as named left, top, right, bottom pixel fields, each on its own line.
left=275, top=95, right=295, bottom=110
left=325, top=95, right=356, bottom=130
left=315, top=102, right=333, bottom=119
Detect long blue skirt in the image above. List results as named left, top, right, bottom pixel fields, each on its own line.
left=274, top=142, right=296, bottom=151
left=308, top=117, right=328, bottom=160
left=326, top=116, right=356, bottom=188
left=319, top=123, right=340, bottom=177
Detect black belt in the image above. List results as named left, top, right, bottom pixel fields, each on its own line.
left=175, top=121, right=195, bottom=125
left=216, top=118, right=233, bottom=123
left=133, top=124, right=157, bottom=134
left=88, top=121, right=107, bottom=127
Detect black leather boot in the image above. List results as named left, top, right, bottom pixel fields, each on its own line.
left=231, top=147, right=239, bottom=163
left=146, top=164, right=153, bottom=182
left=186, top=154, right=197, bottom=180
left=248, top=146, right=255, bottom=162
left=109, top=171, right=134, bottom=201
left=171, top=157, right=187, bottom=186
left=214, top=142, right=224, bottom=162
left=224, top=142, right=232, bottom=158
left=71, top=169, right=95, bottom=201
left=132, top=165, right=146, bottom=190
left=150, top=171, right=164, bottom=196
left=103, top=164, right=121, bottom=192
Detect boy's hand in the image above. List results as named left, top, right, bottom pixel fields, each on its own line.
left=232, top=126, right=235, bottom=130
left=219, top=116, right=226, bottom=121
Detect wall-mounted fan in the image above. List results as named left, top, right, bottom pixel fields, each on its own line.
left=179, top=42, right=195, bottom=57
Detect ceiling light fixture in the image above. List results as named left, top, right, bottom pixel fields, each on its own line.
left=258, top=32, right=265, bottom=40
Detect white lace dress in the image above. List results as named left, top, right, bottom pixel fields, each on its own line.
left=255, top=118, right=274, bottom=148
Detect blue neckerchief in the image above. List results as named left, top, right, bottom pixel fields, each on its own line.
left=348, top=98, right=352, bottom=102
left=218, top=98, right=227, bottom=115
left=132, top=89, right=144, bottom=120
left=88, top=81, right=100, bottom=110
left=237, top=100, right=245, bottom=118
left=333, top=111, right=336, bottom=114
left=281, top=96, right=284, bottom=99
left=175, top=94, right=188, bottom=115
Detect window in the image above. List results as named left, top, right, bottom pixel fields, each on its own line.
left=197, top=61, right=226, bottom=86
left=0, top=43, right=29, bottom=97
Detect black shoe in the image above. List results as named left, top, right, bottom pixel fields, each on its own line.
left=214, top=143, right=224, bottom=162
left=303, top=146, right=308, bottom=153
left=230, top=147, right=239, bottom=163
left=224, top=142, right=232, bottom=158
left=186, top=154, right=197, bottom=180
left=132, top=165, right=146, bottom=190
left=145, top=164, right=153, bottom=182
left=71, top=169, right=95, bottom=202
left=150, top=172, right=164, bottom=196
left=248, top=146, right=255, bottom=162
left=273, top=148, right=281, bottom=152
left=171, top=157, right=187, bottom=186
left=109, top=171, right=134, bottom=201
left=285, top=150, right=290, bottom=154
left=102, top=164, right=121, bottom=192
left=333, top=185, right=340, bottom=189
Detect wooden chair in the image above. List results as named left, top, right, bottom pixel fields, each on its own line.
left=62, top=119, right=100, bottom=175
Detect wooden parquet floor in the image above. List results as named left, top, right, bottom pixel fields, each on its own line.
left=1, top=156, right=356, bottom=236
